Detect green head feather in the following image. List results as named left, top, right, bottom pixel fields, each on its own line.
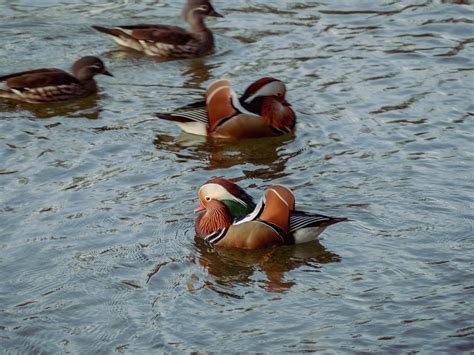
left=222, top=200, right=253, bottom=218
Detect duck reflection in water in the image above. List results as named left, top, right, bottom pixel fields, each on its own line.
left=102, top=47, right=217, bottom=88
left=181, top=58, right=220, bottom=89
left=154, top=131, right=295, bottom=172
left=191, top=238, right=340, bottom=293
left=0, top=95, right=102, bottom=120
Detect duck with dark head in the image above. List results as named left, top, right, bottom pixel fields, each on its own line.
left=92, top=0, right=223, bottom=58
left=0, top=56, right=112, bottom=104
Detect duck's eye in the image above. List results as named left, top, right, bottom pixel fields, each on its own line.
left=205, top=196, right=211, bottom=201
left=276, top=92, right=282, bottom=97
left=199, top=5, right=209, bottom=11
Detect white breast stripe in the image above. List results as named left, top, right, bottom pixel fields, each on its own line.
left=230, top=91, right=260, bottom=117
left=204, top=230, right=219, bottom=242
left=234, top=198, right=265, bottom=225
left=205, top=228, right=228, bottom=244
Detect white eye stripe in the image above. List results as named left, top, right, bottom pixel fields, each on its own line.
left=200, top=183, right=248, bottom=206
left=88, top=64, right=103, bottom=70
left=191, top=5, right=209, bottom=14
left=244, top=81, right=286, bottom=103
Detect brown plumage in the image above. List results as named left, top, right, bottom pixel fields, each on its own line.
left=197, top=200, right=233, bottom=235
left=0, top=56, right=112, bottom=104
left=156, top=77, right=296, bottom=139
left=92, top=0, right=223, bottom=58
left=194, top=179, right=348, bottom=249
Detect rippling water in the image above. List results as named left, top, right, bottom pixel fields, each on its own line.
left=1, top=0, right=473, bottom=353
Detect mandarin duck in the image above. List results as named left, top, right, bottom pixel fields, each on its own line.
left=156, top=77, right=296, bottom=139
left=194, top=178, right=348, bottom=249
left=0, top=56, right=112, bottom=104
left=92, top=0, right=222, bottom=58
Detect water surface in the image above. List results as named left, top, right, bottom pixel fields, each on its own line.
left=1, top=0, right=473, bottom=353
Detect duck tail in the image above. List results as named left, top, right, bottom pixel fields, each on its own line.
left=92, top=25, right=127, bottom=38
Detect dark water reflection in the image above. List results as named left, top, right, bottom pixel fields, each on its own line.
left=192, top=238, right=340, bottom=293
left=1, top=0, right=473, bottom=353
left=0, top=95, right=102, bottom=119
left=154, top=132, right=295, bottom=174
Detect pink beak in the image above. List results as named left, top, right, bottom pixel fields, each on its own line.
left=194, top=203, right=206, bottom=214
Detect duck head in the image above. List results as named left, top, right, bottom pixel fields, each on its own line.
left=182, top=0, right=223, bottom=23
left=239, top=77, right=296, bottom=132
left=194, top=178, right=255, bottom=237
left=71, top=56, right=113, bottom=81
left=195, top=178, right=255, bottom=218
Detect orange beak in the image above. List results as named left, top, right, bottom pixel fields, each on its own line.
left=194, top=203, right=206, bottom=214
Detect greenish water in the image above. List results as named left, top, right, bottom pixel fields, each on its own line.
left=1, top=0, right=473, bottom=353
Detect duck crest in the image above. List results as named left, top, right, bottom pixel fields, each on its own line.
left=241, top=77, right=280, bottom=102
left=205, top=177, right=255, bottom=212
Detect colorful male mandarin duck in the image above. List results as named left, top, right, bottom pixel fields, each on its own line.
left=0, top=56, right=112, bottom=104
left=194, top=178, right=347, bottom=249
left=92, top=0, right=222, bottom=58
left=155, top=77, right=296, bottom=139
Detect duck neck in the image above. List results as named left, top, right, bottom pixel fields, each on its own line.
left=188, top=15, right=214, bottom=46
left=189, top=14, right=208, bottom=31
left=81, top=80, right=98, bottom=94
left=73, top=67, right=95, bottom=82
left=241, top=97, right=265, bottom=115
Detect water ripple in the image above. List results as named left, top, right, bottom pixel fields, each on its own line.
left=1, top=0, right=473, bottom=353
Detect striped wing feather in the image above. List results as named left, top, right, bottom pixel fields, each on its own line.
left=234, top=198, right=346, bottom=233
left=155, top=79, right=242, bottom=128
left=155, top=101, right=208, bottom=124
left=289, top=211, right=347, bottom=233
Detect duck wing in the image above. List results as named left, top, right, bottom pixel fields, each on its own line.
left=113, top=24, right=194, bottom=45
left=155, top=79, right=238, bottom=127
left=155, top=100, right=208, bottom=123
left=289, top=211, right=348, bottom=233
left=1, top=69, right=78, bottom=91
